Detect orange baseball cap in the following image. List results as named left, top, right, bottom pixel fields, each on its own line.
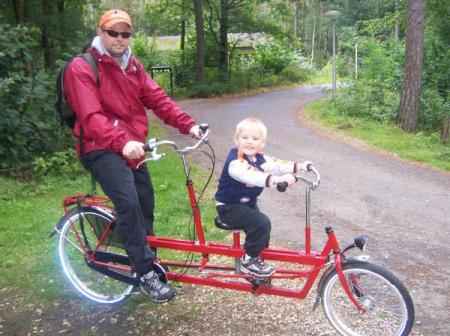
left=99, top=9, right=132, bottom=29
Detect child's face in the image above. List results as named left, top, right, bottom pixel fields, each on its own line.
left=235, top=125, right=265, bottom=158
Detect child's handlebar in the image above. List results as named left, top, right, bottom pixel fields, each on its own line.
left=276, top=164, right=320, bottom=192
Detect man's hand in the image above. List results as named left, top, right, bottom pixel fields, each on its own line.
left=189, top=125, right=203, bottom=139
left=122, top=141, right=145, bottom=159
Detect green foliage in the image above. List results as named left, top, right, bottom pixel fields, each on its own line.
left=335, top=84, right=400, bottom=123
left=32, top=148, right=83, bottom=178
left=132, top=31, right=163, bottom=69
left=336, top=24, right=449, bottom=133
left=0, top=24, right=66, bottom=170
left=188, top=81, right=231, bottom=98
left=253, top=40, right=294, bottom=75
left=307, top=99, right=450, bottom=171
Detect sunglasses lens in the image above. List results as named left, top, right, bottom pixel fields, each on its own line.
left=106, top=30, right=119, bottom=37
left=105, top=30, right=131, bottom=38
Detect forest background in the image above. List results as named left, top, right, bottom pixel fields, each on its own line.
left=0, top=0, right=449, bottom=174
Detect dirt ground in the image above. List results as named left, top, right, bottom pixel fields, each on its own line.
left=2, top=85, right=449, bottom=335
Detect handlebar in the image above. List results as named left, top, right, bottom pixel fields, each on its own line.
left=276, top=164, right=320, bottom=192
left=137, top=124, right=210, bottom=167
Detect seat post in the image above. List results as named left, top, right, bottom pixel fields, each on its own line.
left=233, top=230, right=241, bottom=273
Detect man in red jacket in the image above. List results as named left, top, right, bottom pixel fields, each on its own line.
left=64, top=9, right=202, bottom=303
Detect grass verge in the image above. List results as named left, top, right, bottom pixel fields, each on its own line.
left=305, top=98, right=450, bottom=172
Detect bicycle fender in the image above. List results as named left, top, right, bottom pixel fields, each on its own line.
left=312, top=255, right=370, bottom=311
left=49, top=205, right=113, bottom=238
left=49, top=207, right=80, bottom=238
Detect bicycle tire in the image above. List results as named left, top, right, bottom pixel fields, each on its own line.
left=321, top=260, right=414, bottom=336
left=57, top=206, right=135, bottom=304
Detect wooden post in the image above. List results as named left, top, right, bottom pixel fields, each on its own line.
left=441, top=117, right=450, bottom=144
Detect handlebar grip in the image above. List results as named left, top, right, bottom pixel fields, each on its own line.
left=277, top=182, right=288, bottom=192
left=142, top=144, right=152, bottom=152
left=199, top=124, right=209, bottom=132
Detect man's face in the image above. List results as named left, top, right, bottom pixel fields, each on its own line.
left=98, top=22, right=131, bottom=58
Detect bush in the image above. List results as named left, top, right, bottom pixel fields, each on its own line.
left=188, top=82, right=231, bottom=98
left=0, top=24, right=64, bottom=170
left=419, top=88, right=449, bottom=131
left=32, top=148, right=83, bottom=178
left=280, top=60, right=314, bottom=83
left=253, top=40, right=294, bottom=75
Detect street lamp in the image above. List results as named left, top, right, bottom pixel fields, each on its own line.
left=354, top=36, right=359, bottom=80
left=325, top=10, right=341, bottom=98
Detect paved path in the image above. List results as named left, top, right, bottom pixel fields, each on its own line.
left=177, top=85, right=450, bottom=335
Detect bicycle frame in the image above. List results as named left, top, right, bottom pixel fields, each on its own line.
left=145, top=164, right=354, bottom=303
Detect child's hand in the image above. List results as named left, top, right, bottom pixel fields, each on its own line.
left=301, top=160, right=313, bottom=171
left=272, top=174, right=296, bottom=187
left=281, top=174, right=297, bottom=186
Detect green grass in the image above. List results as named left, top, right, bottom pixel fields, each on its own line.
left=306, top=99, right=450, bottom=171
left=0, top=124, right=225, bottom=304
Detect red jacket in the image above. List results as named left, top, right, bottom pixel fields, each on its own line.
left=64, top=48, right=196, bottom=169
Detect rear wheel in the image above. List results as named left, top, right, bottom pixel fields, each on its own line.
left=57, top=206, right=135, bottom=304
left=321, top=261, right=414, bottom=336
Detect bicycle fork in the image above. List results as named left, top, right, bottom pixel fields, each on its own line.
left=313, top=227, right=369, bottom=313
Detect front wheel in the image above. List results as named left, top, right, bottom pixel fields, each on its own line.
left=321, top=261, right=414, bottom=336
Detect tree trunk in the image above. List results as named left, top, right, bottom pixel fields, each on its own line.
left=218, top=0, right=229, bottom=81
left=41, top=0, right=54, bottom=69
left=12, top=0, right=25, bottom=24
left=395, top=0, right=400, bottom=39
left=441, top=118, right=450, bottom=144
left=180, top=0, right=188, bottom=51
left=193, top=0, right=205, bottom=82
left=397, top=0, right=425, bottom=132
left=293, top=0, right=299, bottom=38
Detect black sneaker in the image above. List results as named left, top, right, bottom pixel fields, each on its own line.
left=140, top=271, right=175, bottom=303
left=240, top=256, right=275, bottom=277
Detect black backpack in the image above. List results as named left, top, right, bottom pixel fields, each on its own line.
left=55, top=52, right=99, bottom=129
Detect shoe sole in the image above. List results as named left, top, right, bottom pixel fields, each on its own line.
left=140, top=285, right=176, bottom=303
left=151, top=294, right=175, bottom=303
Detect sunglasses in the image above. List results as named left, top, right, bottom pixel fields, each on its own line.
left=102, top=29, right=132, bottom=39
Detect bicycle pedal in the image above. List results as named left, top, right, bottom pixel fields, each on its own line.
left=251, top=275, right=272, bottom=285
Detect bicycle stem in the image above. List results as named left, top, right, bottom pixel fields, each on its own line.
left=305, top=186, right=312, bottom=255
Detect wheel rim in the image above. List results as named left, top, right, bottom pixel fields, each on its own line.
left=322, top=267, right=409, bottom=336
left=58, top=209, right=134, bottom=304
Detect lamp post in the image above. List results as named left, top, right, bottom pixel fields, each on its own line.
left=325, top=10, right=341, bottom=98
left=354, top=36, right=359, bottom=80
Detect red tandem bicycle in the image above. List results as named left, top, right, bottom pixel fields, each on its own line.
left=52, top=125, right=415, bottom=336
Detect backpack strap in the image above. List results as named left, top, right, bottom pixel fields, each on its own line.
left=80, top=52, right=99, bottom=86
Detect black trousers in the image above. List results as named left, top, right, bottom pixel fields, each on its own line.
left=82, top=151, right=155, bottom=276
left=216, top=203, right=271, bottom=258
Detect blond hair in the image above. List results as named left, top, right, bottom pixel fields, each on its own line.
left=234, top=117, right=267, bottom=142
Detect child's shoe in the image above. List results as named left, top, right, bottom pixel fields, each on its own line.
left=240, top=256, right=275, bottom=277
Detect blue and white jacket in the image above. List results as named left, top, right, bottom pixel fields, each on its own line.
left=215, top=147, right=298, bottom=206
